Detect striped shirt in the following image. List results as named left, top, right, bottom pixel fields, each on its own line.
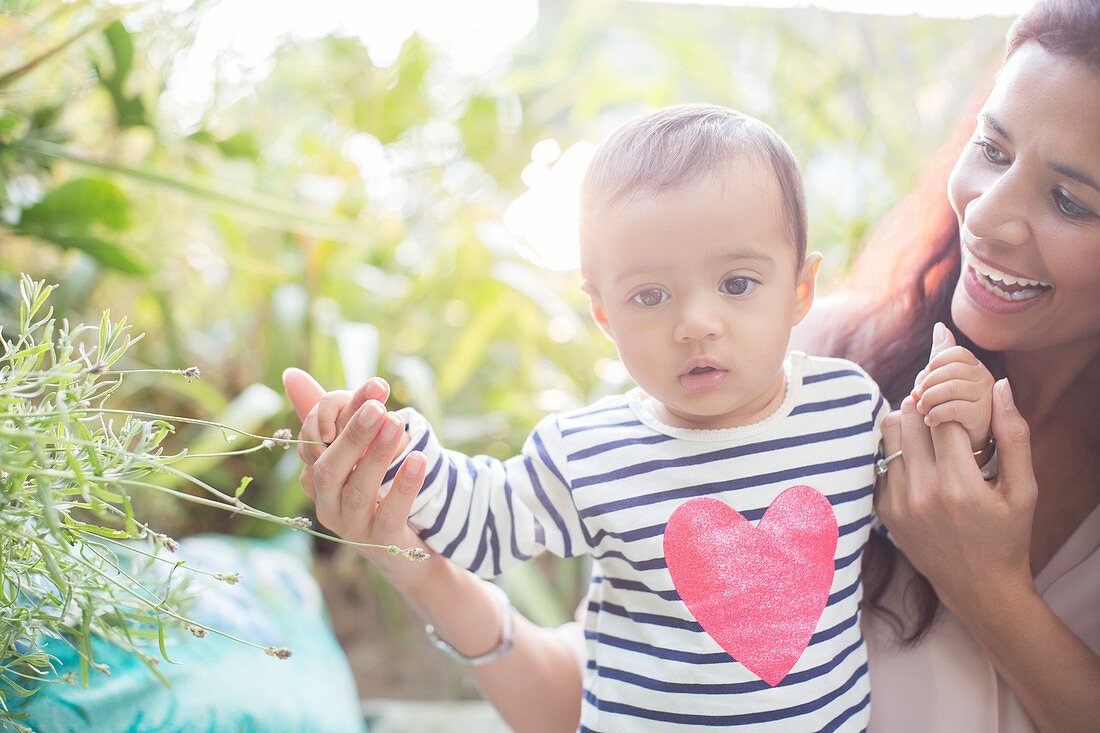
left=399, top=352, right=886, bottom=731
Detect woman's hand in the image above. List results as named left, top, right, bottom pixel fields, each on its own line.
left=879, top=377, right=1100, bottom=732
left=877, top=377, right=1038, bottom=618
left=282, top=367, right=433, bottom=591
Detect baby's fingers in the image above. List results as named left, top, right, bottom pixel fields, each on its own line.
left=916, top=371, right=987, bottom=412
left=299, top=403, right=327, bottom=465
left=336, top=378, right=391, bottom=436
left=914, top=362, right=993, bottom=410
left=921, top=398, right=987, bottom=429
left=317, top=391, right=352, bottom=444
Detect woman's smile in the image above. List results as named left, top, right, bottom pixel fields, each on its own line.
left=961, top=247, right=1052, bottom=314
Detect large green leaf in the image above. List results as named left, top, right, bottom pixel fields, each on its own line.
left=15, top=229, right=148, bottom=275
left=19, top=177, right=132, bottom=231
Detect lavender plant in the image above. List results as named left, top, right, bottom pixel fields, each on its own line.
left=0, top=276, right=424, bottom=731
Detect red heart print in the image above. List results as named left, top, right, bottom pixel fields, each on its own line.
left=663, top=486, right=838, bottom=686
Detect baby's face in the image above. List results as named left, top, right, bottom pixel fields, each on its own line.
left=580, top=159, right=816, bottom=430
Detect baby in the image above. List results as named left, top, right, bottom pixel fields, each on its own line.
left=303, top=104, right=994, bottom=730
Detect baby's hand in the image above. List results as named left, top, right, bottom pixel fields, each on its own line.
left=300, top=377, right=394, bottom=464
left=912, top=322, right=994, bottom=457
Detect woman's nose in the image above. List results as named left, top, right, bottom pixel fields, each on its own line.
left=962, top=168, right=1031, bottom=247
left=673, top=297, right=723, bottom=342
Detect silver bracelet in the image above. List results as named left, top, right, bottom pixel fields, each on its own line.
left=425, top=581, right=514, bottom=665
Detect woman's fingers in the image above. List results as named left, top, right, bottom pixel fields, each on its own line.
left=312, top=400, right=387, bottom=525
left=991, top=379, right=1039, bottom=506
left=373, top=451, right=427, bottom=540
left=898, top=395, right=936, bottom=489
left=335, top=411, right=406, bottom=533
left=876, top=408, right=904, bottom=508
left=298, top=462, right=317, bottom=501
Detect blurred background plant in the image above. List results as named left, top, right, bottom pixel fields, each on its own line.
left=1, top=0, right=1014, bottom=702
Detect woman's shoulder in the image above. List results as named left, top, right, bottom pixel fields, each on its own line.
left=790, top=291, right=869, bottom=355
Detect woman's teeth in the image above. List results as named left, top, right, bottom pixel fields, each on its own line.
left=964, top=249, right=1051, bottom=301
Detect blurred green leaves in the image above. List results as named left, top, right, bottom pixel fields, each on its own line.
left=14, top=177, right=148, bottom=274
left=94, top=20, right=148, bottom=128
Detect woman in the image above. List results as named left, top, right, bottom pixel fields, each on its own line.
left=284, top=1, right=1100, bottom=729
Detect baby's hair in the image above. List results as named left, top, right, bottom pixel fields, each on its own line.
left=580, top=103, right=807, bottom=268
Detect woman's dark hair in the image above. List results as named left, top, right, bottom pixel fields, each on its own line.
left=834, top=0, right=1100, bottom=643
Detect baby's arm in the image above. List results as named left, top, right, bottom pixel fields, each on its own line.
left=306, top=380, right=584, bottom=576
left=911, top=322, right=995, bottom=463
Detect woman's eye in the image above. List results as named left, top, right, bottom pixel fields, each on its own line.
left=631, top=288, right=668, bottom=307
left=720, top=276, right=757, bottom=296
left=1054, top=189, right=1095, bottom=219
left=975, top=139, right=1008, bottom=166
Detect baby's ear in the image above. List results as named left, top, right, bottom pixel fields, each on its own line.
left=792, top=252, right=822, bottom=326
left=581, top=280, right=614, bottom=340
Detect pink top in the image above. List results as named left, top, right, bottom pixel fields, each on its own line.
left=865, top=503, right=1100, bottom=732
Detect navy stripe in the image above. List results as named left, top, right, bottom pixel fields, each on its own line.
left=560, top=401, right=636, bottom=423
left=590, top=549, right=668, bottom=572
left=526, top=434, right=574, bottom=557
left=821, top=691, right=870, bottom=733
left=560, top=417, right=642, bottom=437
left=835, top=541, right=865, bottom=570
left=803, top=368, right=867, bottom=385
left=504, top=473, right=535, bottom=563
left=788, top=392, right=871, bottom=416
left=568, top=432, right=673, bottom=462
left=573, top=422, right=875, bottom=490
left=440, top=464, right=474, bottom=558
left=601, top=575, right=681, bottom=602
left=580, top=453, right=875, bottom=519
left=838, top=511, right=873, bottom=538
left=584, top=485, right=871, bottom=546
left=585, top=636, right=864, bottom=695
left=584, top=610, right=859, bottom=666
left=581, top=661, right=867, bottom=726
left=391, top=429, right=431, bottom=484
left=591, top=577, right=862, bottom=637
left=831, top=484, right=874, bottom=508
left=597, top=601, right=702, bottom=632
left=416, top=455, right=456, bottom=541
left=873, top=392, right=889, bottom=421
left=826, top=575, right=861, bottom=607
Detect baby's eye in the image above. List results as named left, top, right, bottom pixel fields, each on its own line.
left=631, top=288, right=669, bottom=307
left=719, top=276, right=757, bottom=296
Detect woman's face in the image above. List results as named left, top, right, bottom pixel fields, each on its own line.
left=948, top=42, right=1100, bottom=357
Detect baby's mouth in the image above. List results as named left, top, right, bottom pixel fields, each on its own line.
left=964, top=249, right=1051, bottom=302
left=678, top=359, right=728, bottom=393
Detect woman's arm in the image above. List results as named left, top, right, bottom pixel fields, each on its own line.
left=878, top=378, right=1100, bottom=732
left=283, top=368, right=582, bottom=733
left=402, top=553, right=583, bottom=733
